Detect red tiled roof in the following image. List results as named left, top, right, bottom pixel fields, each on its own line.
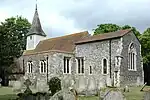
left=75, top=29, right=132, bottom=44
left=23, top=31, right=89, bottom=55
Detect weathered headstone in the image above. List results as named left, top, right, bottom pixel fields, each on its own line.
left=98, top=78, right=106, bottom=90
left=123, top=86, right=129, bottom=92
left=106, top=76, right=112, bottom=86
left=13, top=81, right=22, bottom=92
left=87, top=77, right=97, bottom=96
left=102, top=90, right=126, bottom=100
left=0, top=78, right=2, bottom=87
left=37, top=80, right=49, bottom=92
left=50, top=89, right=76, bottom=100
left=61, top=76, right=75, bottom=90
left=144, top=91, right=150, bottom=100
left=77, top=76, right=86, bottom=94
left=137, top=77, right=143, bottom=86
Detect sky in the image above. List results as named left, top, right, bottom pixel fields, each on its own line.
left=0, top=0, right=150, bottom=37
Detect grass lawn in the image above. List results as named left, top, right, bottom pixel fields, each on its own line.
left=0, top=86, right=149, bottom=100
left=0, top=87, right=18, bottom=100
left=123, top=86, right=145, bottom=100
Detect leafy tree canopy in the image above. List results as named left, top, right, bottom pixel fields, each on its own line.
left=0, top=16, right=31, bottom=68
left=122, top=25, right=141, bottom=37
left=93, top=23, right=141, bottom=37
left=93, top=23, right=121, bottom=35
left=139, top=28, right=150, bottom=64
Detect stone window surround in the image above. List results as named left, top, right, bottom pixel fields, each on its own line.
left=27, top=61, right=33, bottom=73
left=39, top=60, right=47, bottom=73
left=101, top=58, right=108, bottom=75
left=128, top=42, right=137, bottom=71
left=63, top=57, right=71, bottom=74
left=76, top=57, right=84, bottom=75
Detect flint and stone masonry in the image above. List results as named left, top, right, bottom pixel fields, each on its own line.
left=15, top=5, right=144, bottom=95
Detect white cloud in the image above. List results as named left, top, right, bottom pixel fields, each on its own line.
left=1, top=0, right=150, bottom=36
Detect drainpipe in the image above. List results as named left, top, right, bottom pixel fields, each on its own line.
left=46, top=55, right=49, bottom=84
left=109, top=40, right=112, bottom=78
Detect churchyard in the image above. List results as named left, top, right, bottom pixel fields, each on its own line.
left=0, top=84, right=150, bottom=100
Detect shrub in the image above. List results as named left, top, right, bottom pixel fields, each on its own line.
left=48, top=77, right=61, bottom=95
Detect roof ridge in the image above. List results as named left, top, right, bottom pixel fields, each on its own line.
left=75, top=29, right=132, bottom=44
left=41, top=31, right=89, bottom=42
left=92, top=28, right=132, bottom=37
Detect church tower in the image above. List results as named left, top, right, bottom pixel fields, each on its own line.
left=26, top=4, right=47, bottom=50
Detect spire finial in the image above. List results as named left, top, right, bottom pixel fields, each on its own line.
left=35, top=0, right=37, bottom=11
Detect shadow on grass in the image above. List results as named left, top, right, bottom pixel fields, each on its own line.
left=0, top=94, right=18, bottom=100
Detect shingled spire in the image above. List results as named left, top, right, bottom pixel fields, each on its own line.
left=27, top=3, right=46, bottom=37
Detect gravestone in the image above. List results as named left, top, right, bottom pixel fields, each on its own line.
left=144, top=91, right=150, bottom=100
left=123, top=86, right=129, bottom=92
left=106, top=76, right=112, bottom=86
left=61, top=76, right=75, bottom=90
left=77, top=76, right=86, bottom=94
left=102, top=90, right=126, bottom=100
left=87, top=77, right=97, bottom=96
left=137, top=77, right=143, bottom=86
left=37, top=80, right=49, bottom=92
left=0, top=78, right=2, bottom=87
left=50, top=89, right=76, bottom=100
left=13, top=81, right=22, bottom=92
left=24, top=79, right=32, bottom=94
left=98, top=78, right=106, bottom=90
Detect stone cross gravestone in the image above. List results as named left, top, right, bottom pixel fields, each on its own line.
left=102, top=90, right=126, bottom=100
left=24, top=79, right=32, bottom=94
left=144, top=91, right=150, bottom=100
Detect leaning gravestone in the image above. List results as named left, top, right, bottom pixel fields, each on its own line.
left=144, top=91, right=150, bottom=100
left=101, top=90, right=126, bottom=100
left=50, top=89, right=76, bottom=100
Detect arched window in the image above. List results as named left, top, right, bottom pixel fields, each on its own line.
left=76, top=57, right=84, bottom=74
left=40, top=60, right=47, bottom=73
left=63, top=57, right=71, bottom=74
left=102, top=58, right=108, bottom=74
left=27, top=61, right=33, bottom=73
left=128, top=43, right=136, bottom=71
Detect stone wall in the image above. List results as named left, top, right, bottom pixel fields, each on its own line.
left=22, top=51, right=75, bottom=90
left=75, top=38, right=122, bottom=91
left=120, top=31, right=144, bottom=86
left=17, top=31, right=144, bottom=95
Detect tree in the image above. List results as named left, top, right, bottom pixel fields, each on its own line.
left=139, top=28, right=150, bottom=65
left=139, top=28, right=150, bottom=84
left=122, top=25, right=141, bottom=37
left=93, top=24, right=140, bottom=38
left=93, top=23, right=121, bottom=35
left=48, top=77, right=61, bottom=95
left=0, top=16, right=31, bottom=85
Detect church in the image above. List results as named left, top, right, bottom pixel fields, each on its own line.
left=18, top=4, right=144, bottom=94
